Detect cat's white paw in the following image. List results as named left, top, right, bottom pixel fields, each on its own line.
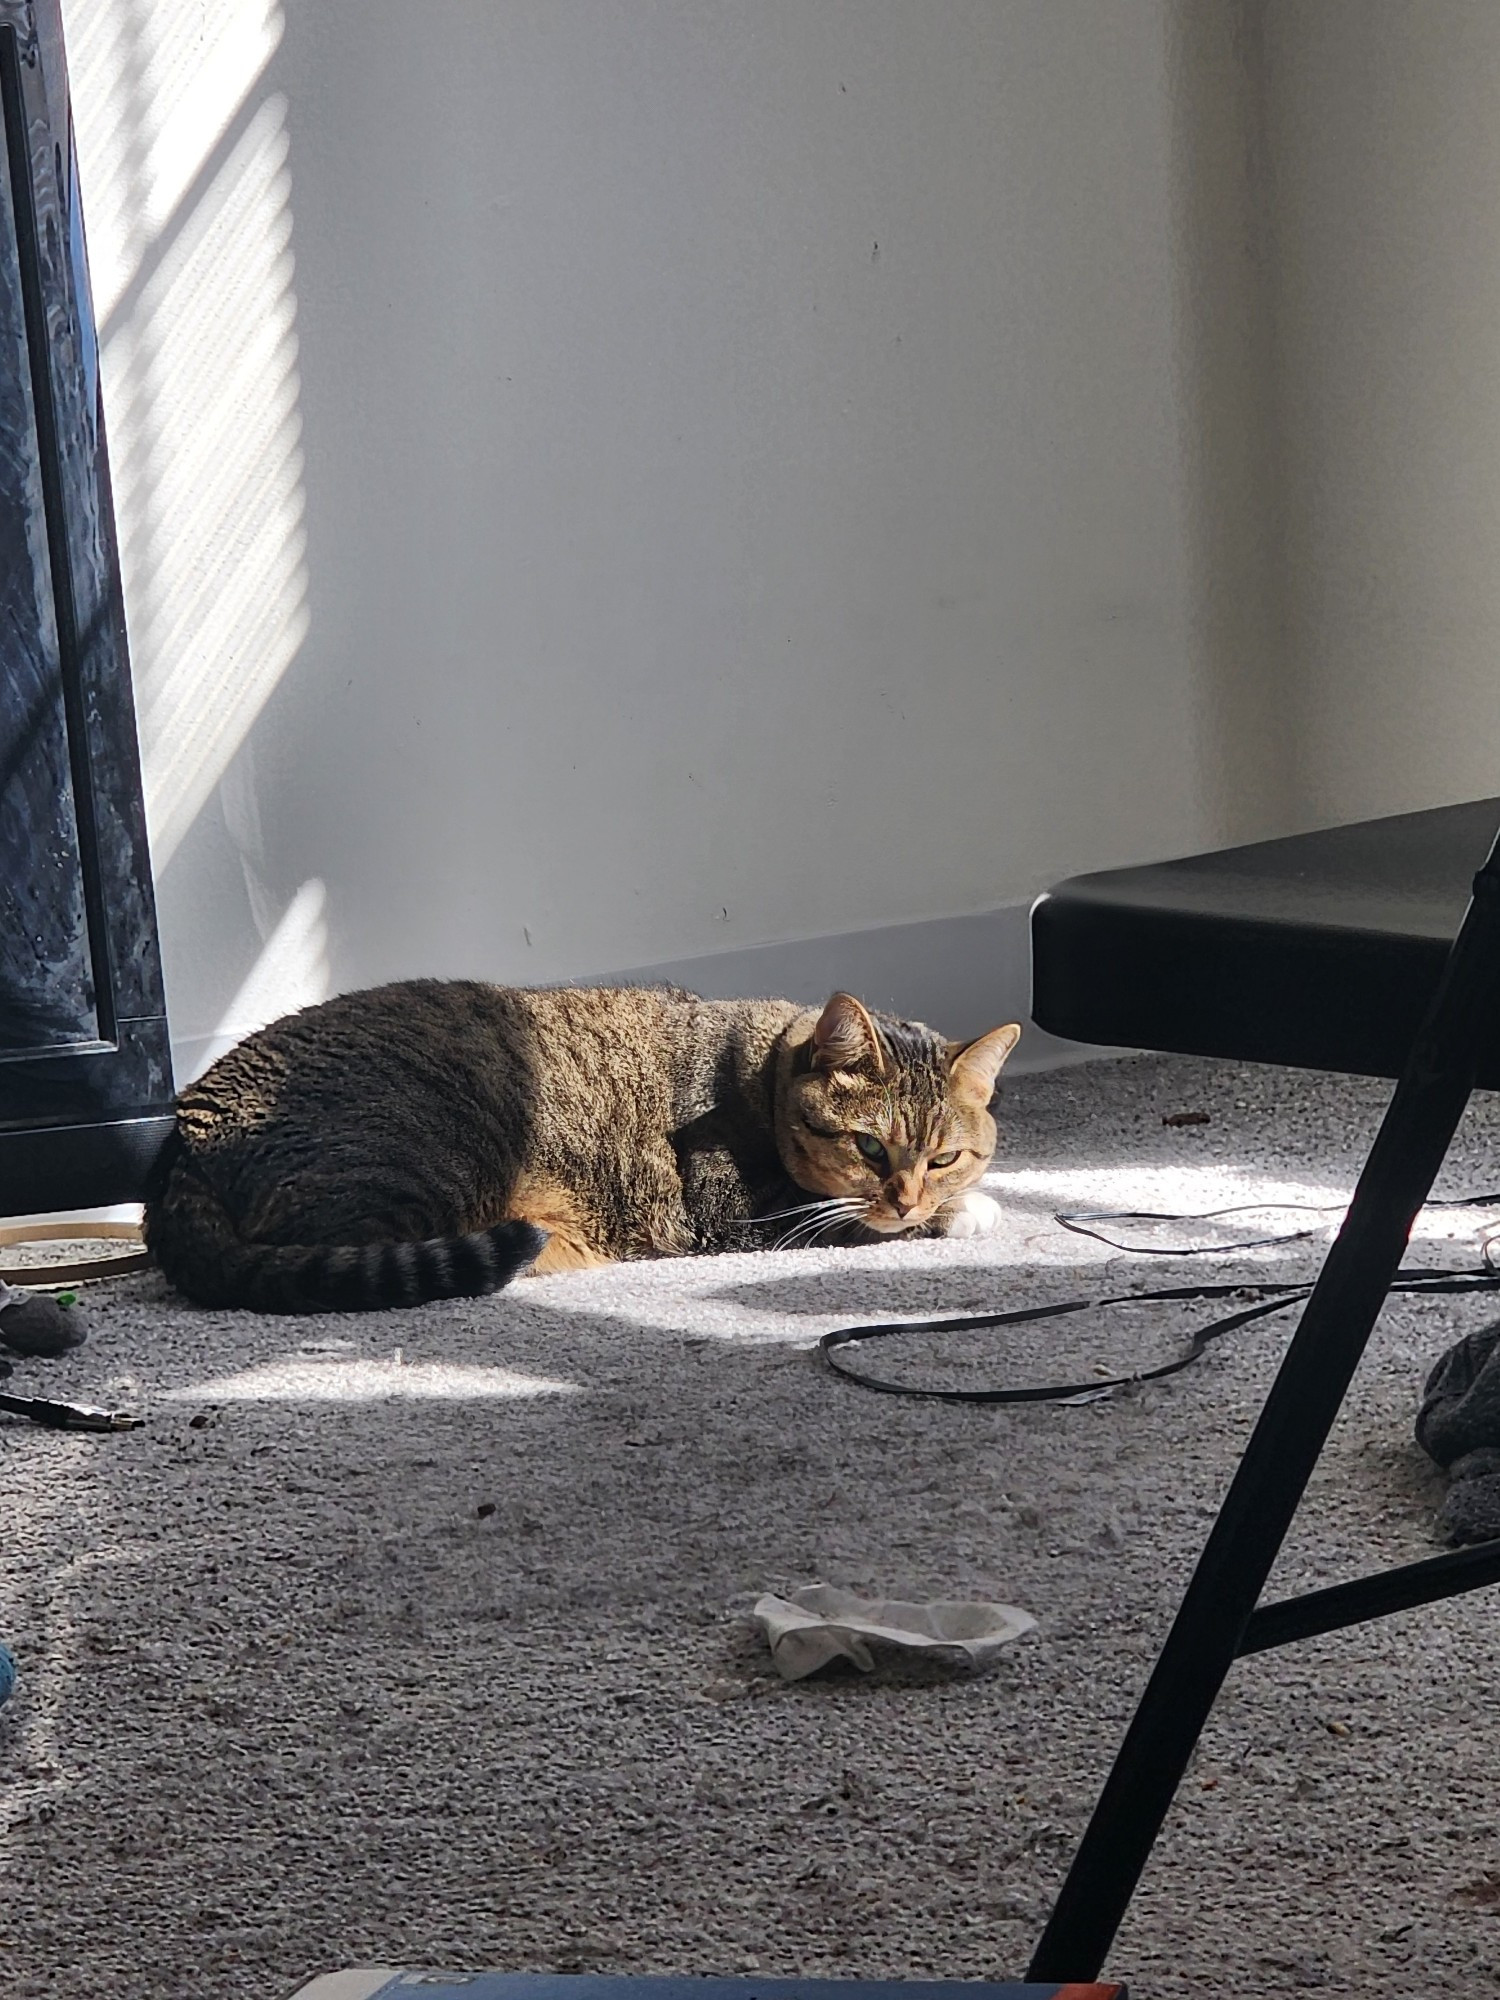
left=943, top=1190, right=1002, bottom=1239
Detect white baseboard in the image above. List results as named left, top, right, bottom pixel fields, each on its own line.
left=597, top=902, right=1096, bottom=1073
left=170, top=903, right=1105, bottom=1083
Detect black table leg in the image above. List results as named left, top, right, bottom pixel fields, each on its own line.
left=1028, top=839, right=1500, bottom=1983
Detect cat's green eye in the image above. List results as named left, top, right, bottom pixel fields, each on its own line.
left=930, top=1150, right=961, bottom=1169
left=853, top=1132, right=888, bottom=1164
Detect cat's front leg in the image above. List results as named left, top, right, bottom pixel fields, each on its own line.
left=935, top=1189, right=1003, bottom=1240
left=672, top=1122, right=796, bottom=1253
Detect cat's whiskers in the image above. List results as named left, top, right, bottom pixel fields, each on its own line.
left=799, top=1206, right=871, bottom=1249
left=773, top=1210, right=844, bottom=1248
left=760, top=1196, right=857, bottom=1224
left=766, top=1194, right=864, bottom=1224
left=772, top=1196, right=866, bottom=1250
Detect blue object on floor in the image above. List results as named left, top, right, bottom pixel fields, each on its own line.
left=0, top=1643, right=15, bottom=1706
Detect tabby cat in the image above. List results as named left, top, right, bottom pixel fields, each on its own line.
left=144, top=982, right=1021, bottom=1313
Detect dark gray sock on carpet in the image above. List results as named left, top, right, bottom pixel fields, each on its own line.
left=1438, top=1448, right=1500, bottom=1544
left=1416, top=1321, right=1500, bottom=1543
left=0, top=1293, right=86, bottom=1358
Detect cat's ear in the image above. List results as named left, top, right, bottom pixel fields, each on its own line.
left=811, top=992, right=887, bottom=1076
left=947, top=1022, right=1021, bottom=1103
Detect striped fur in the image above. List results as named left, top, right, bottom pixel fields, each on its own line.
left=145, top=1142, right=546, bottom=1313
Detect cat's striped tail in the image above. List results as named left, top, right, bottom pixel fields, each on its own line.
left=143, top=1146, right=547, bottom=1314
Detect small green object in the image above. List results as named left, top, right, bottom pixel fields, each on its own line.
left=56, top=1292, right=78, bottom=1308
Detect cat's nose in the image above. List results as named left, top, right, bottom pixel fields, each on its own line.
left=888, top=1188, right=916, bottom=1218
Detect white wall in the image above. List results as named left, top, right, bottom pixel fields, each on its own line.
left=1263, top=0, right=1500, bottom=828
left=63, top=0, right=1288, bottom=1075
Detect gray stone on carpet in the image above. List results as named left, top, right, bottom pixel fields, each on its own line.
left=5, top=1052, right=1500, bottom=1999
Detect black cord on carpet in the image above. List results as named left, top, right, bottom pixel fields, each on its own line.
left=1054, top=1191, right=1500, bottom=1258
left=820, top=1191, right=1500, bottom=1403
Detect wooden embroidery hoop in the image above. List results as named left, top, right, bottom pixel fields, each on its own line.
left=0, top=1220, right=150, bottom=1289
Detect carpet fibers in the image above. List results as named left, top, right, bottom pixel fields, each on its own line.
left=7, top=1053, right=1500, bottom=1999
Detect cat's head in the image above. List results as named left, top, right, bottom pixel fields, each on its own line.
left=775, top=992, right=1021, bottom=1235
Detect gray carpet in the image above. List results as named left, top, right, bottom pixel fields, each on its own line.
left=6, top=1053, right=1500, bottom=2000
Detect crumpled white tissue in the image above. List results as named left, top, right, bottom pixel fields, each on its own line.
left=752, top=1583, right=1036, bottom=1681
